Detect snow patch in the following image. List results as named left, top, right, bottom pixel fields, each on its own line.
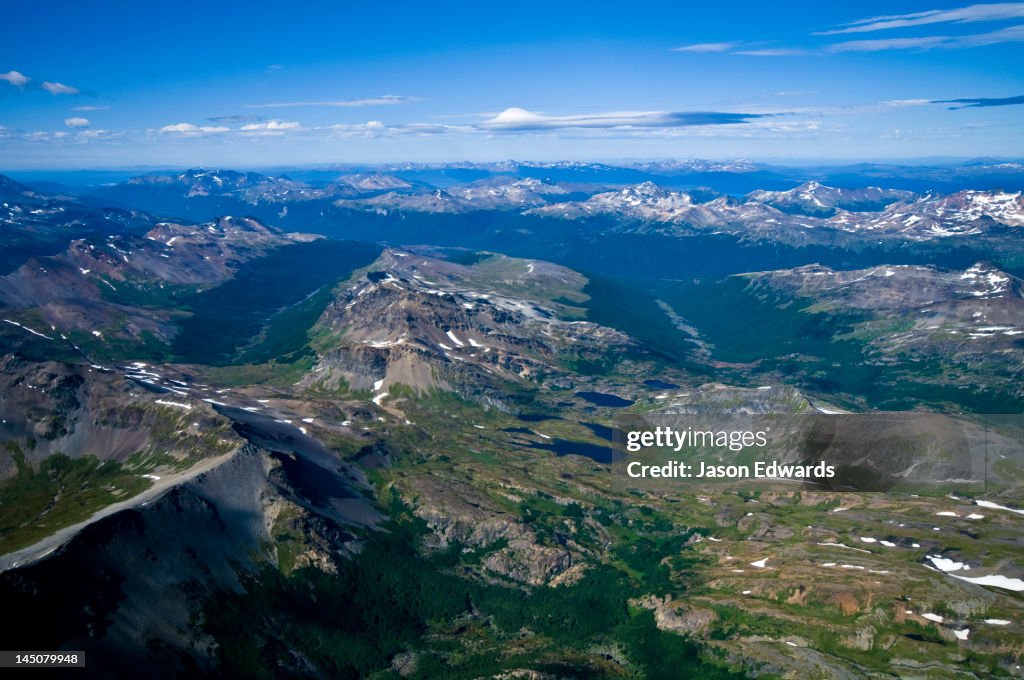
left=927, top=555, right=966, bottom=572
left=3, top=319, right=53, bottom=340
left=951, top=573, right=1024, bottom=592
left=445, top=329, right=465, bottom=347
left=155, top=399, right=192, bottom=410
left=976, top=499, right=1024, bottom=515
left=817, top=541, right=872, bottom=554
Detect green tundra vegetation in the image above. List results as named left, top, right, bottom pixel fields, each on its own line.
left=0, top=445, right=149, bottom=553
left=203, top=500, right=747, bottom=680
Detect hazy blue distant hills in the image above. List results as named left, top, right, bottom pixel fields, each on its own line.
left=43, top=158, right=1022, bottom=208
left=0, top=175, right=156, bottom=274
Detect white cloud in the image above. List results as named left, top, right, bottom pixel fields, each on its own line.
left=670, top=42, right=740, bottom=52
left=671, top=42, right=808, bottom=57
left=828, top=36, right=952, bottom=51
left=240, top=119, right=301, bottom=131
left=319, top=120, right=469, bottom=138
left=71, top=105, right=109, bottom=111
left=160, top=123, right=199, bottom=133
left=41, top=81, right=79, bottom=95
left=325, top=121, right=400, bottom=137
left=64, top=117, right=90, bottom=128
left=828, top=24, right=1024, bottom=51
left=957, top=22, right=1024, bottom=44
left=245, top=95, right=415, bottom=109
left=480, top=107, right=763, bottom=130
left=22, top=130, right=70, bottom=142
left=485, top=108, right=549, bottom=126
left=676, top=9, right=1024, bottom=57
left=76, top=129, right=123, bottom=140
left=883, top=98, right=934, bottom=107
left=0, top=70, right=30, bottom=87
left=818, top=3, right=1024, bottom=35
left=741, top=98, right=942, bottom=117
left=396, top=123, right=466, bottom=134
left=159, top=122, right=230, bottom=135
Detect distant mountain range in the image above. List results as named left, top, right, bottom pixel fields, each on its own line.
left=746, top=181, right=913, bottom=216
left=26, top=165, right=1015, bottom=249
left=530, top=181, right=1024, bottom=242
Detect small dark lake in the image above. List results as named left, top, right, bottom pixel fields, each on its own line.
left=643, top=379, right=679, bottom=390
left=517, top=413, right=562, bottom=422
left=526, top=439, right=612, bottom=464
left=581, top=422, right=614, bottom=441
left=576, top=391, right=634, bottom=408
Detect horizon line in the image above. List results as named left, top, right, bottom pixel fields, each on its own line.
left=2, top=155, right=1023, bottom=175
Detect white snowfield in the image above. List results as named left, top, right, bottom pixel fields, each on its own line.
left=927, top=555, right=968, bottom=573
left=951, top=574, right=1024, bottom=592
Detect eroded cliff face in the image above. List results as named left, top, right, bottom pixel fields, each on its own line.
left=404, top=475, right=576, bottom=586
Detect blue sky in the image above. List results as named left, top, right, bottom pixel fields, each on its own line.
left=1, top=0, right=1022, bottom=168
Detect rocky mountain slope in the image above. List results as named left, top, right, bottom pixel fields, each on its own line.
left=743, top=262, right=1024, bottom=392
left=0, top=434, right=379, bottom=676
left=0, top=353, right=244, bottom=557
left=0, top=216, right=318, bottom=352
left=649, top=260, right=1024, bottom=412
left=305, top=248, right=637, bottom=406
left=1, top=174, right=155, bottom=275
left=530, top=183, right=1024, bottom=243
left=745, top=181, right=913, bottom=216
